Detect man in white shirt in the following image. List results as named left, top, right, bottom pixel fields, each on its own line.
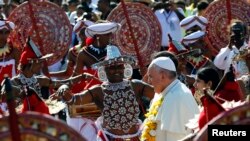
left=154, top=1, right=185, bottom=50
left=143, top=57, right=199, bottom=141
left=214, top=20, right=249, bottom=78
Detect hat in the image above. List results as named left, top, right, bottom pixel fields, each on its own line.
left=0, top=0, right=4, bottom=5
left=20, top=37, right=53, bottom=65
left=149, top=57, right=176, bottom=71
left=67, top=0, right=78, bottom=4
left=180, top=15, right=208, bottom=31
left=182, top=30, right=206, bottom=46
left=92, top=45, right=136, bottom=69
left=73, top=20, right=94, bottom=33
left=0, top=20, right=15, bottom=30
left=134, top=0, right=154, bottom=4
left=85, top=22, right=121, bottom=37
left=167, top=34, right=187, bottom=55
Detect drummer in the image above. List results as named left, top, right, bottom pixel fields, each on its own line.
left=214, top=20, right=249, bottom=78
left=58, top=45, right=155, bottom=141
left=0, top=19, right=20, bottom=83
left=51, top=21, right=121, bottom=140
left=9, top=37, right=94, bottom=114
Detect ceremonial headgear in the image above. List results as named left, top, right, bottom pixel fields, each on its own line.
left=85, top=22, right=121, bottom=37
left=134, top=0, right=154, bottom=4
left=92, top=45, right=136, bottom=69
left=0, top=20, right=15, bottom=30
left=180, top=15, right=208, bottom=31
left=0, top=0, right=4, bottom=5
left=73, top=19, right=94, bottom=33
left=19, top=37, right=53, bottom=65
left=167, top=34, right=187, bottom=55
left=182, top=30, right=206, bottom=46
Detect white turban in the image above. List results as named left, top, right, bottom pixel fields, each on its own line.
left=0, top=20, right=15, bottom=30
left=85, top=22, right=121, bottom=37
left=73, top=20, right=94, bottom=33
left=182, top=30, right=206, bottom=46
left=180, top=15, right=208, bottom=31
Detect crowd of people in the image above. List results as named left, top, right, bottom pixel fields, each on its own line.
left=0, top=0, right=250, bottom=141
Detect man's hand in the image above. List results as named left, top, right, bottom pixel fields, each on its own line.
left=228, top=34, right=235, bottom=50
left=57, top=85, right=74, bottom=103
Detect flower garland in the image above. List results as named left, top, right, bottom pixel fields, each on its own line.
left=141, top=96, right=164, bottom=141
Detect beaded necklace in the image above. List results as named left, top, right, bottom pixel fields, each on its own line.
left=18, top=74, right=42, bottom=98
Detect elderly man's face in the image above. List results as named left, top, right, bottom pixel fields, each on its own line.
left=105, top=63, right=125, bottom=82
left=148, top=66, right=164, bottom=93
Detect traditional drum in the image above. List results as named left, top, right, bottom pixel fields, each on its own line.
left=68, top=103, right=101, bottom=120
left=107, top=2, right=162, bottom=67
left=202, top=0, right=250, bottom=52
left=8, top=0, right=72, bottom=65
left=0, top=112, right=86, bottom=141
left=194, top=103, right=250, bottom=141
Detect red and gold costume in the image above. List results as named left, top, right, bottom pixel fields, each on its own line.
left=71, top=45, right=103, bottom=93
left=0, top=44, right=16, bottom=83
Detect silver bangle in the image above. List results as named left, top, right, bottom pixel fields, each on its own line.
left=65, top=95, right=75, bottom=104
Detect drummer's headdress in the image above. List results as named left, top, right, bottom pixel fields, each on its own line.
left=85, top=22, right=121, bottom=38
left=19, top=37, right=53, bottom=65
left=180, top=15, right=208, bottom=31
left=92, top=45, right=136, bottom=81
left=73, top=19, right=94, bottom=34
left=0, top=20, right=15, bottom=31
left=182, top=30, right=206, bottom=46
left=167, top=34, right=187, bottom=55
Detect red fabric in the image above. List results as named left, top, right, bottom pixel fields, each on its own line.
left=97, top=130, right=107, bottom=141
left=19, top=44, right=37, bottom=65
left=198, top=95, right=225, bottom=129
left=214, top=81, right=243, bottom=104
left=86, top=37, right=94, bottom=46
left=22, top=94, right=49, bottom=115
left=0, top=64, right=14, bottom=84
left=167, top=41, right=187, bottom=55
left=0, top=108, right=3, bottom=115
left=71, top=69, right=102, bottom=93
left=168, top=41, right=179, bottom=54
